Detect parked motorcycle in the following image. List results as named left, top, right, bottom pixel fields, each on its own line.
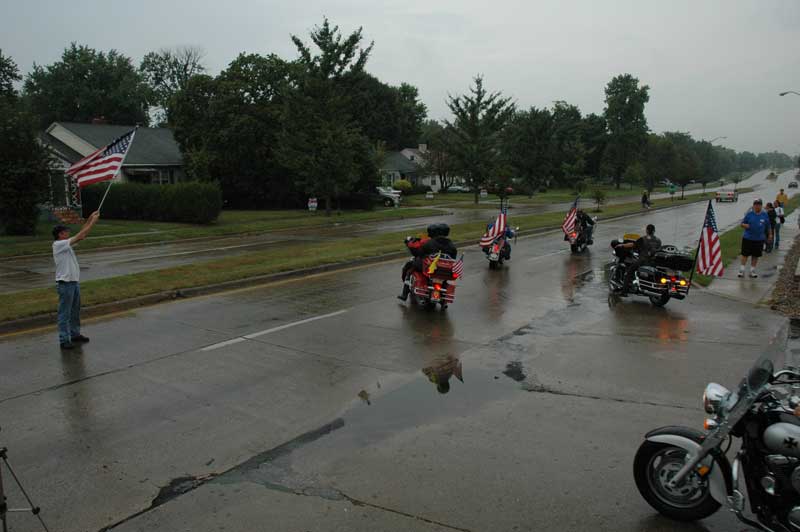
left=607, top=237, right=692, bottom=307
left=402, top=252, right=462, bottom=309
left=633, top=356, right=800, bottom=531
left=567, top=217, right=597, bottom=253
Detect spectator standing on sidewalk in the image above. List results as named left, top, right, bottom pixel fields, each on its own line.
left=738, top=199, right=771, bottom=278
left=776, top=188, right=789, bottom=207
left=774, top=201, right=785, bottom=249
left=764, top=202, right=777, bottom=253
left=52, top=211, right=100, bottom=350
left=641, top=191, right=651, bottom=209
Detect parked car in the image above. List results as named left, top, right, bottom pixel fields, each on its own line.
left=447, top=185, right=471, bottom=193
left=376, top=187, right=402, bottom=207
left=715, top=190, right=739, bottom=202
left=788, top=181, right=798, bottom=189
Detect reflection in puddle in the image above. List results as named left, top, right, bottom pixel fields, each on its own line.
left=422, top=354, right=463, bottom=394
left=561, top=255, right=594, bottom=304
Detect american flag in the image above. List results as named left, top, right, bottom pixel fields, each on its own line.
left=561, top=197, right=579, bottom=235
left=696, top=201, right=723, bottom=276
left=452, top=256, right=464, bottom=278
left=480, top=203, right=508, bottom=247
left=67, top=128, right=136, bottom=188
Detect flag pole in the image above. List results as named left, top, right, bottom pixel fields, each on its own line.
left=686, top=200, right=712, bottom=294
left=97, top=126, right=138, bottom=214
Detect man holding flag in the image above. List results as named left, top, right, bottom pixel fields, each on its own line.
left=480, top=203, right=515, bottom=260
left=52, top=127, right=136, bottom=349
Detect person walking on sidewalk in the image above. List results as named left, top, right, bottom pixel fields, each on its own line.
left=764, top=202, right=777, bottom=253
left=774, top=201, right=785, bottom=249
left=52, top=211, right=100, bottom=350
left=738, top=199, right=771, bottom=278
left=776, top=188, right=789, bottom=208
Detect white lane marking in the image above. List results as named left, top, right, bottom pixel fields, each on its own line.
left=201, top=309, right=349, bottom=351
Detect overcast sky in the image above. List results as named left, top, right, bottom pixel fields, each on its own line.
left=3, top=0, right=799, bottom=155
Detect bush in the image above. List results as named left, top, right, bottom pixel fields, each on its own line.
left=393, top=179, right=412, bottom=193
left=409, top=185, right=432, bottom=195
left=81, top=181, right=223, bottom=224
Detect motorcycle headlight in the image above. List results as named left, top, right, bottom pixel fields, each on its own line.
left=703, top=382, right=730, bottom=414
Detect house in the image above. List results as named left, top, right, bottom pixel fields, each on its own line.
left=41, top=121, right=185, bottom=210
left=380, top=151, right=421, bottom=186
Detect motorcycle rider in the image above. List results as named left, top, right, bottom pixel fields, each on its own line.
left=483, top=220, right=516, bottom=260
left=398, top=223, right=458, bottom=301
left=576, top=209, right=595, bottom=244
left=616, top=224, right=662, bottom=296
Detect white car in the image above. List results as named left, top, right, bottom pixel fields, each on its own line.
left=376, top=187, right=402, bottom=207
left=447, top=185, right=470, bottom=193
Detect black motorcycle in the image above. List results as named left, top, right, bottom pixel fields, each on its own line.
left=566, top=217, right=597, bottom=253
left=634, top=356, right=800, bottom=532
left=608, top=239, right=692, bottom=307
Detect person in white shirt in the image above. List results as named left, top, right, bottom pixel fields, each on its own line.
left=774, top=201, right=785, bottom=249
left=52, top=211, right=100, bottom=349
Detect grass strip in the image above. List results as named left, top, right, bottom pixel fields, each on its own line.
left=0, top=208, right=444, bottom=258
left=0, top=193, right=717, bottom=323
left=694, top=195, right=800, bottom=286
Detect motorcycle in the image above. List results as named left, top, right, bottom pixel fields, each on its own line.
left=567, top=217, right=597, bottom=253
left=607, top=237, right=692, bottom=307
left=401, top=241, right=462, bottom=309
left=483, top=227, right=519, bottom=270
left=634, top=356, right=800, bottom=532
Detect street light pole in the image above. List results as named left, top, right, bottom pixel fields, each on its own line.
left=779, top=91, right=800, bottom=97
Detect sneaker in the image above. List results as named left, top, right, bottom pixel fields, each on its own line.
left=737, top=271, right=744, bottom=278
left=60, top=342, right=76, bottom=350
left=397, top=294, right=407, bottom=301
left=750, top=271, right=758, bottom=278
left=71, top=335, right=90, bottom=343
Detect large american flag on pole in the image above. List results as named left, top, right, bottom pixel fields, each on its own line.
left=67, top=128, right=136, bottom=188
left=561, top=197, right=579, bottom=235
left=479, top=203, right=508, bottom=247
left=696, top=201, right=723, bottom=276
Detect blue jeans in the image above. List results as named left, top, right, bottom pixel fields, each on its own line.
left=775, top=224, right=781, bottom=247
left=57, top=282, right=81, bottom=344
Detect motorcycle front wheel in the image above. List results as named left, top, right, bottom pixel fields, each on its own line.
left=633, top=441, right=720, bottom=522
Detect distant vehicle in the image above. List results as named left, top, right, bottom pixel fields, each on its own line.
left=376, top=187, right=402, bottom=207
left=688, top=180, right=696, bottom=184
left=447, top=185, right=470, bottom=193
left=715, top=190, right=739, bottom=202
left=660, top=179, right=673, bottom=187
left=788, top=181, right=798, bottom=189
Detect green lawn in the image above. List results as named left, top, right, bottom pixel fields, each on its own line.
left=0, top=192, right=715, bottom=323
left=0, top=207, right=444, bottom=258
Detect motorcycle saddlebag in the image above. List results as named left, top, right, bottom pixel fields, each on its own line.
left=653, top=251, right=694, bottom=272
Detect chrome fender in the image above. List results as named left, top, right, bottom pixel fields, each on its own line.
left=646, top=431, right=728, bottom=504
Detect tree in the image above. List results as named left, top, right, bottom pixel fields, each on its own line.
left=0, top=52, right=53, bottom=234
left=275, top=18, right=375, bottom=215
left=396, top=83, right=427, bottom=148
left=550, top=101, right=585, bottom=187
left=503, top=107, right=553, bottom=196
left=140, top=46, right=206, bottom=124
left=446, top=75, right=515, bottom=204
left=622, top=161, right=645, bottom=190
left=24, top=43, right=150, bottom=127
left=602, top=74, right=650, bottom=188
left=663, top=132, right=701, bottom=199
left=591, top=188, right=607, bottom=212
left=581, top=113, right=608, bottom=179
left=420, top=120, right=457, bottom=191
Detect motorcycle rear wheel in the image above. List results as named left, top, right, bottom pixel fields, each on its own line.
left=649, top=293, right=670, bottom=307
left=633, top=441, right=720, bottom=522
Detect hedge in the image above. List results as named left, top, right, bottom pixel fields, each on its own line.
left=81, top=181, right=222, bottom=224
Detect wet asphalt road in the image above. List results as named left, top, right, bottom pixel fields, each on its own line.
left=0, top=169, right=797, bottom=532
left=0, top=180, right=739, bottom=294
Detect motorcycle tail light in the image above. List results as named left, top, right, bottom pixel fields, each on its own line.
left=671, top=276, right=677, bottom=282
left=493, top=244, right=499, bottom=252
left=571, top=232, right=577, bottom=238
left=434, top=284, right=442, bottom=291
left=452, top=273, right=459, bottom=279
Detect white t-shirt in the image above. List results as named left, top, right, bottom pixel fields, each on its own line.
left=776, top=206, right=785, bottom=224
left=53, top=239, right=80, bottom=282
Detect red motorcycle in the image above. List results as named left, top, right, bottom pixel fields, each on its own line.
left=403, top=254, right=462, bottom=309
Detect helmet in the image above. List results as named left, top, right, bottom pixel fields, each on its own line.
left=427, top=223, right=450, bottom=238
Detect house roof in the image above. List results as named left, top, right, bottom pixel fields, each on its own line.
left=40, top=132, right=83, bottom=164
left=47, top=122, right=183, bottom=166
left=381, top=151, right=420, bottom=174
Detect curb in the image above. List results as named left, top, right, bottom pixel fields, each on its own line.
left=0, top=197, right=712, bottom=336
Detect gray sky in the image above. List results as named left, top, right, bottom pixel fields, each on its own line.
left=3, top=0, right=799, bottom=155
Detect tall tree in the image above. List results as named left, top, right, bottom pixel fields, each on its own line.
left=275, top=18, right=375, bottom=215
left=24, top=43, right=150, bottom=127
left=549, top=101, right=585, bottom=187
left=581, top=113, right=608, bottom=178
left=0, top=51, right=53, bottom=234
left=396, top=83, right=427, bottom=148
left=140, top=46, right=206, bottom=125
left=446, top=75, right=515, bottom=204
left=602, top=74, right=650, bottom=188
left=420, top=120, right=456, bottom=191
left=503, top=107, right=553, bottom=196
